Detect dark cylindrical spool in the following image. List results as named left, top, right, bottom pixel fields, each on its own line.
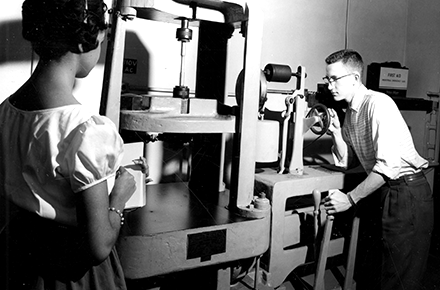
left=264, top=64, right=292, bottom=83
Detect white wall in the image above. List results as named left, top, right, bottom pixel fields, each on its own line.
left=255, top=0, right=410, bottom=93
left=1, top=0, right=439, bottom=183
left=2, top=0, right=437, bottom=102
left=1, top=0, right=439, bottom=118
left=0, top=3, right=32, bottom=102
left=406, top=0, right=440, bottom=97
left=112, top=0, right=417, bottom=107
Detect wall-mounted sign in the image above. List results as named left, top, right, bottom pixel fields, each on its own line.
left=379, top=67, right=408, bottom=90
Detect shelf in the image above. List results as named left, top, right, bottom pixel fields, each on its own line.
left=392, top=97, right=434, bottom=112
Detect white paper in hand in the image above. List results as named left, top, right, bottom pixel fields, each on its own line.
left=107, top=142, right=147, bottom=209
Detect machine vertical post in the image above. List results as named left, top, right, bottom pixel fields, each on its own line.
left=229, top=2, right=263, bottom=211
left=288, top=66, right=307, bottom=175
left=100, top=0, right=131, bottom=128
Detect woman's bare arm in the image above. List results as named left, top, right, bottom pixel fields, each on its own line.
left=76, top=166, right=136, bottom=264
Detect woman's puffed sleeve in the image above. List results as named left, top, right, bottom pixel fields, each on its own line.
left=64, top=116, right=124, bottom=193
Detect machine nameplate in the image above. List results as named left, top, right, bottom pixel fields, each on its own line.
left=187, top=229, right=227, bottom=261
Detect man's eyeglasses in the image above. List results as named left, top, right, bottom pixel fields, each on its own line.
left=322, top=73, right=355, bottom=85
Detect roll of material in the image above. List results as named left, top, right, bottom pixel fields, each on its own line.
left=264, top=63, right=292, bottom=83
left=255, top=120, right=279, bottom=163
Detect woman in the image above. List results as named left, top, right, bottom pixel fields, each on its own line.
left=0, top=0, right=136, bottom=289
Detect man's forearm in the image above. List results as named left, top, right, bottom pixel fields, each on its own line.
left=331, top=129, right=348, bottom=162
left=349, top=171, right=386, bottom=204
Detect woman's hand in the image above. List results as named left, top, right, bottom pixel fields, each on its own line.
left=110, top=166, right=136, bottom=207
left=132, top=156, right=153, bottom=183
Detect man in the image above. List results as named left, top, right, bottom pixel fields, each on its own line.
left=323, top=49, right=433, bottom=290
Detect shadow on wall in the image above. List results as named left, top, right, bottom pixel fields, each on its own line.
left=121, top=31, right=151, bottom=89
left=0, top=19, right=110, bottom=100
left=0, top=20, right=31, bottom=64
left=0, top=19, right=111, bottom=66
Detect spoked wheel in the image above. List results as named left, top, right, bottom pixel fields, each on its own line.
left=306, top=103, right=331, bottom=135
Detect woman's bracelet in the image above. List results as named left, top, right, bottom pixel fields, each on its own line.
left=108, top=207, right=125, bottom=226
left=347, top=193, right=356, bottom=208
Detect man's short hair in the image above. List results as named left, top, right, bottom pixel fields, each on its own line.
left=325, top=49, right=364, bottom=77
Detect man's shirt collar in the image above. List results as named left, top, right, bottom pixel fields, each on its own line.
left=349, top=84, right=368, bottom=112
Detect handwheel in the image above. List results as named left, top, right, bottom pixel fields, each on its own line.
left=306, top=103, right=331, bottom=135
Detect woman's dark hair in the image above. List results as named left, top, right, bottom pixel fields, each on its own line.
left=22, top=0, right=108, bottom=60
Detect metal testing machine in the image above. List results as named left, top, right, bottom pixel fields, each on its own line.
left=100, top=0, right=380, bottom=289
